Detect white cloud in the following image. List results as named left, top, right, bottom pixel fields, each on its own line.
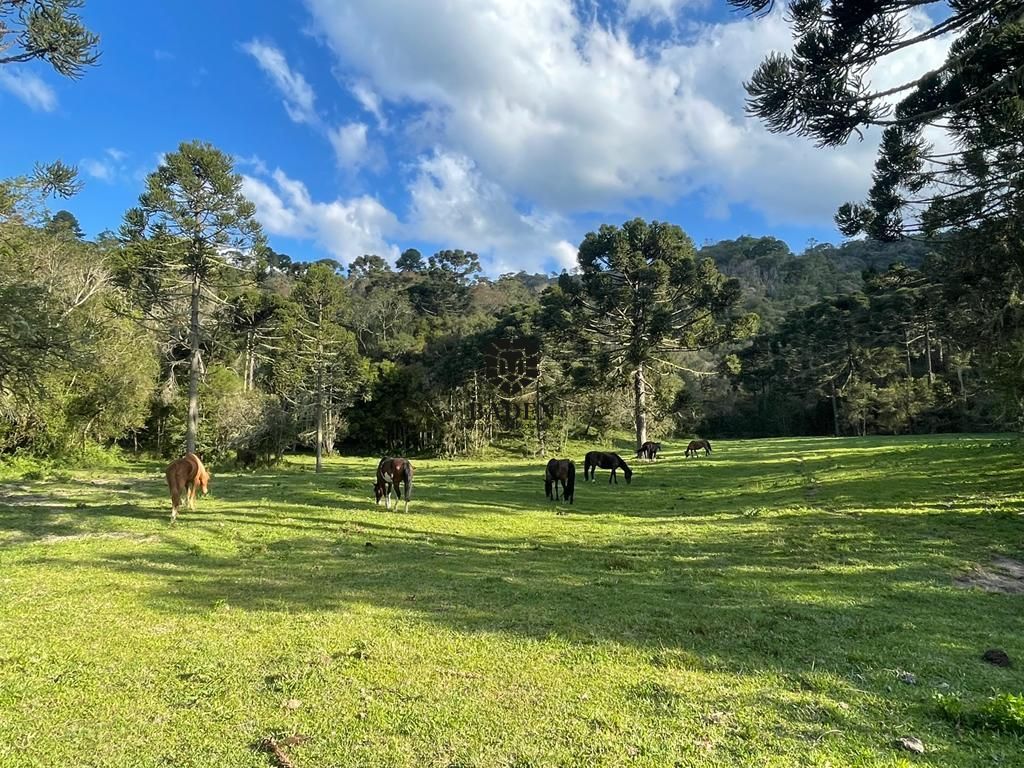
left=82, top=148, right=132, bottom=184
left=0, top=68, right=57, bottom=112
left=624, top=0, right=706, bottom=23
left=409, top=149, right=574, bottom=274
left=235, top=154, right=270, bottom=176
left=241, top=168, right=400, bottom=264
left=302, top=0, right=953, bottom=230
left=351, top=81, right=387, bottom=129
left=242, top=39, right=319, bottom=125
left=328, top=121, right=369, bottom=169
left=552, top=240, right=578, bottom=272
left=82, top=158, right=114, bottom=182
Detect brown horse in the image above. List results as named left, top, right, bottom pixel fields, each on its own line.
left=635, top=441, right=661, bottom=461
left=375, top=457, right=413, bottom=512
left=165, top=453, right=210, bottom=522
left=545, top=458, right=576, bottom=507
left=685, top=439, right=712, bottom=457
left=584, top=451, right=633, bottom=484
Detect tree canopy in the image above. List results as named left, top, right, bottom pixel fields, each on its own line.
left=543, top=219, right=757, bottom=448
left=0, top=0, right=100, bottom=77
left=733, top=0, right=1024, bottom=240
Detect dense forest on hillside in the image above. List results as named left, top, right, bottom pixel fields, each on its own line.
left=2, top=156, right=1020, bottom=464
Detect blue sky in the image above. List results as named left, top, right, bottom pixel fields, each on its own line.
left=1, top=0, right=938, bottom=275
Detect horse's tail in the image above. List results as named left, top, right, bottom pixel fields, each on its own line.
left=405, top=461, right=413, bottom=500
left=566, top=462, right=575, bottom=503
left=584, top=452, right=593, bottom=479
left=544, top=476, right=553, bottom=499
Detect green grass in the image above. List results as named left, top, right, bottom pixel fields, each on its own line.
left=1, top=434, right=1022, bottom=767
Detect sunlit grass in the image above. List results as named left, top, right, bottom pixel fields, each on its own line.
left=1, top=434, right=1022, bottom=766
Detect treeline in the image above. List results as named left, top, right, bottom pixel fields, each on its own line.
left=1, top=152, right=1020, bottom=466
left=706, top=236, right=1024, bottom=437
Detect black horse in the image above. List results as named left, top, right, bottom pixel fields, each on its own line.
left=374, top=457, right=413, bottom=512
left=685, top=439, right=712, bottom=457
left=544, top=458, right=575, bottom=506
left=584, top=451, right=633, bottom=484
left=635, top=441, right=661, bottom=461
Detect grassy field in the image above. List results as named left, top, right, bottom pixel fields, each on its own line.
left=1, top=435, right=1022, bottom=767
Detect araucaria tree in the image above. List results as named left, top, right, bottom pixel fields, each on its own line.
left=287, top=264, right=363, bottom=473
left=0, top=0, right=100, bottom=76
left=545, top=219, right=757, bottom=449
left=733, top=0, right=1024, bottom=240
left=126, top=141, right=263, bottom=454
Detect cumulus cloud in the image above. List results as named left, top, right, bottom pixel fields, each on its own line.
left=0, top=68, right=57, bottom=112
left=242, top=39, right=319, bottom=125
left=302, top=0, right=953, bottom=229
left=409, top=149, right=575, bottom=273
left=241, top=168, right=400, bottom=264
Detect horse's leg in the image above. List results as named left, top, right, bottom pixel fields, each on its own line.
left=403, top=476, right=409, bottom=513
left=186, top=481, right=196, bottom=511
left=167, top=476, right=178, bottom=522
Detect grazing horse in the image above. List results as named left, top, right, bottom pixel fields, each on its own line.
left=584, top=451, right=633, bottom=484
left=544, top=458, right=576, bottom=507
left=374, top=457, right=413, bottom=513
left=636, top=441, right=662, bottom=461
left=685, top=439, right=712, bottom=457
left=165, top=453, right=210, bottom=522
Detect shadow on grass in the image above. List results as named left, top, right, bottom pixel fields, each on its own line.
left=4, top=436, right=1022, bottom=676
left=16, top=503, right=1024, bottom=679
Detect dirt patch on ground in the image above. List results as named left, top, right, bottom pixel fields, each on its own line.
left=954, top=557, right=1024, bottom=594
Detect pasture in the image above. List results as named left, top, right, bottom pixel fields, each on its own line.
left=1, top=435, right=1022, bottom=767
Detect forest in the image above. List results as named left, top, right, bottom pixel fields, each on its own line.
left=2, top=159, right=1020, bottom=466
left=1, top=0, right=1022, bottom=465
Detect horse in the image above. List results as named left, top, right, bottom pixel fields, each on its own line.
left=544, top=458, right=576, bottom=507
left=374, top=457, right=413, bottom=513
left=685, top=439, right=712, bottom=457
left=635, top=441, right=661, bottom=461
left=583, top=451, right=633, bottom=484
left=164, top=453, right=210, bottom=522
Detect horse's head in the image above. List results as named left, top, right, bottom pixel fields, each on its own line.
left=623, top=464, right=633, bottom=484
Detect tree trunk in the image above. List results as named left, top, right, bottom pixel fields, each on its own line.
left=535, top=372, right=543, bottom=455
left=634, top=362, right=647, bottom=450
left=830, top=378, right=840, bottom=437
left=186, top=272, right=201, bottom=455
left=245, top=330, right=257, bottom=391
left=315, top=363, right=324, bottom=473
left=956, top=363, right=968, bottom=427
left=925, top=324, right=934, bottom=384
left=904, top=329, right=913, bottom=377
